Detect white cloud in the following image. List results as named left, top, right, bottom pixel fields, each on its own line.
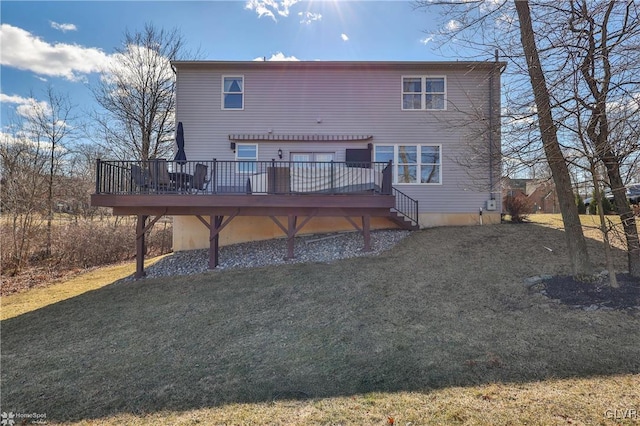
left=100, top=44, right=175, bottom=95
left=0, top=93, right=32, bottom=104
left=480, top=0, right=504, bottom=13
left=607, top=93, right=640, bottom=115
left=0, top=131, right=22, bottom=145
left=341, top=33, right=349, bottom=42
left=253, top=52, right=300, bottom=61
left=0, top=129, right=65, bottom=152
left=420, top=35, right=434, bottom=45
left=0, top=93, right=51, bottom=120
left=1, top=93, right=72, bottom=146
left=50, top=21, right=77, bottom=32
left=244, top=0, right=276, bottom=21
left=299, top=11, right=322, bottom=24
left=0, top=24, right=111, bottom=81
left=0, top=130, right=39, bottom=150
left=445, top=19, right=462, bottom=32
left=244, top=0, right=300, bottom=22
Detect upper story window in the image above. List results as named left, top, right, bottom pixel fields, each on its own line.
left=374, top=144, right=441, bottom=184
left=222, top=75, right=244, bottom=110
left=402, top=76, right=446, bottom=110
left=236, top=143, right=257, bottom=173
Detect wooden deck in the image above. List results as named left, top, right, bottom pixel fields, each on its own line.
left=91, top=193, right=395, bottom=214
left=91, top=159, right=417, bottom=279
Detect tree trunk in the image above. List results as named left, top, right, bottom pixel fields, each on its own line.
left=515, top=0, right=593, bottom=277
left=591, top=167, right=618, bottom=288
left=602, top=155, right=640, bottom=277
left=46, top=142, right=54, bottom=257
left=574, top=0, right=640, bottom=278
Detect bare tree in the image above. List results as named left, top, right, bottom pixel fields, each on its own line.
left=566, top=1, right=640, bottom=277
left=65, top=142, right=110, bottom=219
left=19, top=87, right=76, bottom=256
left=0, top=123, right=48, bottom=273
left=92, top=24, right=190, bottom=161
left=414, top=0, right=594, bottom=276
left=416, top=0, right=640, bottom=278
left=514, top=0, right=593, bottom=277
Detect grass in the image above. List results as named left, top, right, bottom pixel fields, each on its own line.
left=528, top=213, right=640, bottom=251
left=1, top=215, right=639, bottom=425
left=63, top=375, right=640, bottom=425
left=0, top=255, right=167, bottom=321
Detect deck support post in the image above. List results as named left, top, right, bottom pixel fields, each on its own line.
left=286, top=214, right=297, bottom=259
left=197, top=211, right=238, bottom=269
left=362, top=215, right=372, bottom=252
left=135, top=214, right=148, bottom=279
left=209, top=215, right=223, bottom=269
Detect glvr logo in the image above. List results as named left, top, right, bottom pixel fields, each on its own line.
left=0, top=412, right=15, bottom=426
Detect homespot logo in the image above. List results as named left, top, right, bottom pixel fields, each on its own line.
left=0, top=412, right=13, bottom=426
left=1, top=411, right=47, bottom=425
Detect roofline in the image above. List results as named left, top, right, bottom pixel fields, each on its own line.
left=171, top=60, right=507, bottom=71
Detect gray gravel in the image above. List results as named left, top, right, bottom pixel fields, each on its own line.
left=143, top=229, right=410, bottom=278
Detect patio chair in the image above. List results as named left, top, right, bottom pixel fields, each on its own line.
left=191, top=163, right=211, bottom=194
left=149, top=159, right=172, bottom=191
left=130, top=164, right=150, bottom=193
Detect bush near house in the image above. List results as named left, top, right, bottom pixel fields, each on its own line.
left=588, top=191, right=616, bottom=215
left=503, top=194, right=533, bottom=223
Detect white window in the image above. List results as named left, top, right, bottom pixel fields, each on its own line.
left=402, top=76, right=446, bottom=110
left=236, top=143, right=257, bottom=173
left=374, top=144, right=441, bottom=184
left=397, top=145, right=418, bottom=183
left=222, top=75, right=244, bottom=110
left=291, top=153, right=312, bottom=163
left=291, top=152, right=335, bottom=168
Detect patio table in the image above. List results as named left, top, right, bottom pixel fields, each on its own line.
left=169, top=172, right=193, bottom=192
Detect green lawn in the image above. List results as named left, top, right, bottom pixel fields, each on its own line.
left=1, top=221, right=639, bottom=425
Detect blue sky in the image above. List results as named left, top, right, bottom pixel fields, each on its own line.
left=0, top=0, right=461, bottom=130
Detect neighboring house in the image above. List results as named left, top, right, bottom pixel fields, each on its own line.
left=503, top=177, right=559, bottom=214
left=91, top=60, right=504, bottom=277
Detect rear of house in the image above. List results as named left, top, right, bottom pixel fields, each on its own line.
left=172, top=60, right=504, bottom=250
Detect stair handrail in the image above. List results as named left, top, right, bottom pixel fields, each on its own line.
left=392, top=186, right=419, bottom=227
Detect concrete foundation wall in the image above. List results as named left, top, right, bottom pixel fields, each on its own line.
left=417, top=212, right=500, bottom=227
left=173, top=215, right=399, bottom=251
left=172, top=212, right=501, bottom=251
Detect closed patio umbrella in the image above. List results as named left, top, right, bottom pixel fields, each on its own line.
left=173, top=122, right=189, bottom=190
left=174, top=122, right=187, bottom=164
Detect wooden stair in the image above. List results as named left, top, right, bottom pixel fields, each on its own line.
left=388, top=210, right=419, bottom=230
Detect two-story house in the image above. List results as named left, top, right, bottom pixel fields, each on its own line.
left=91, top=60, right=504, bottom=278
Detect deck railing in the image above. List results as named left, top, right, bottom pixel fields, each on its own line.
left=95, top=159, right=394, bottom=196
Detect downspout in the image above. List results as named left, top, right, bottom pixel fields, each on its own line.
left=488, top=50, right=497, bottom=201
left=489, top=51, right=506, bottom=203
